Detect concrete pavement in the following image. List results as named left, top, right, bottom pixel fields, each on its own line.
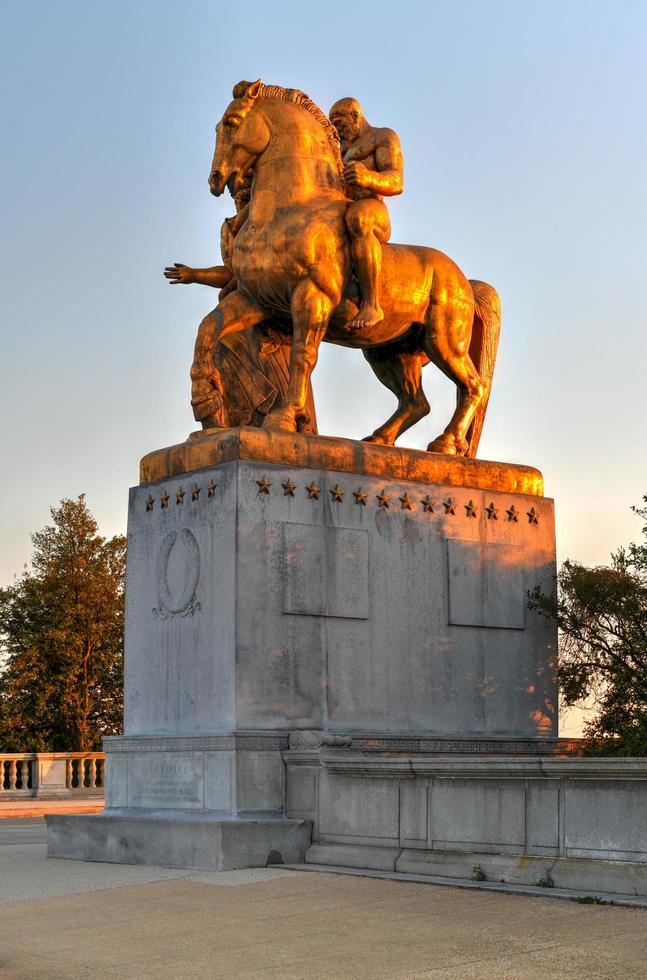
left=0, top=818, right=47, bottom=847
left=1, top=821, right=647, bottom=979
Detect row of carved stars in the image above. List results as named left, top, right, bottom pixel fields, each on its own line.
left=145, top=480, right=217, bottom=510
left=255, top=476, right=540, bottom=524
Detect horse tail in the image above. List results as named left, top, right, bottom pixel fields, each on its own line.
left=465, top=280, right=501, bottom=457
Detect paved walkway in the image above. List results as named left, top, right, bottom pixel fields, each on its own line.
left=0, top=800, right=104, bottom=819
left=1, top=820, right=646, bottom=979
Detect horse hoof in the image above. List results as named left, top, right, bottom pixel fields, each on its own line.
left=263, top=409, right=297, bottom=432
left=427, top=435, right=456, bottom=455
left=362, top=434, right=390, bottom=445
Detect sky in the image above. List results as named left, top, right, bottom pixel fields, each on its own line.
left=2, top=1, right=647, bottom=733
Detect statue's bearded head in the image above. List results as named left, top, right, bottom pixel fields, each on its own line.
left=329, top=98, right=362, bottom=145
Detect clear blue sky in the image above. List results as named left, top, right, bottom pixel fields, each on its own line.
left=2, top=0, right=646, bottom=599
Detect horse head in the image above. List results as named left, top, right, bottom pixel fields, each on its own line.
left=209, top=80, right=270, bottom=197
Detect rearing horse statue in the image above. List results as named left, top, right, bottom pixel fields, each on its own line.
left=206, top=80, right=500, bottom=456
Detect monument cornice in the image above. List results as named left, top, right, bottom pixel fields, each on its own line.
left=140, top=427, right=544, bottom=496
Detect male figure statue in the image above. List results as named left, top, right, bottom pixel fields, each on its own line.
left=329, top=97, right=404, bottom=332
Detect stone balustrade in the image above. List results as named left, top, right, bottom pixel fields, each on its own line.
left=1, top=752, right=105, bottom=800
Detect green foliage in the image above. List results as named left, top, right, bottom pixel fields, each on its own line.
left=528, top=497, right=647, bottom=756
left=472, top=865, right=487, bottom=882
left=0, top=496, right=126, bottom=751
left=534, top=869, right=555, bottom=888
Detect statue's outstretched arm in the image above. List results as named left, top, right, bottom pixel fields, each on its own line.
left=164, top=263, right=233, bottom=288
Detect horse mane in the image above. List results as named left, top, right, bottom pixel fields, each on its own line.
left=232, top=80, right=344, bottom=179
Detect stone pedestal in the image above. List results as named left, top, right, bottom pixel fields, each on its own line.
left=47, top=429, right=647, bottom=893
left=128, top=427, right=556, bottom=742
left=47, top=427, right=558, bottom=871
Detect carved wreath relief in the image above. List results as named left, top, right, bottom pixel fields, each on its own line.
left=153, top=528, right=201, bottom=619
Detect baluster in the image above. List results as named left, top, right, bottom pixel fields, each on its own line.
left=90, top=757, right=98, bottom=788
left=19, top=759, right=29, bottom=790
left=8, top=760, right=17, bottom=790
left=1, top=760, right=6, bottom=791
left=66, top=757, right=73, bottom=789
left=95, top=757, right=103, bottom=788
left=81, top=758, right=88, bottom=789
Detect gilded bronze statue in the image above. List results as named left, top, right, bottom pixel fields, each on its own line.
left=168, top=79, right=500, bottom=456
left=164, top=174, right=317, bottom=431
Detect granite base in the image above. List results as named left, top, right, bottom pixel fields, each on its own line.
left=46, top=811, right=311, bottom=871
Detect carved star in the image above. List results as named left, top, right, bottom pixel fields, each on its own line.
left=400, top=492, right=413, bottom=510
left=464, top=500, right=478, bottom=519
left=377, top=491, right=391, bottom=508
left=145, top=494, right=154, bottom=512
left=207, top=479, right=217, bottom=497
left=527, top=506, right=539, bottom=525
left=422, top=495, right=435, bottom=513
left=257, top=476, right=272, bottom=494
left=191, top=483, right=201, bottom=501
left=353, top=487, right=368, bottom=505
left=485, top=501, right=499, bottom=520
left=443, top=497, right=456, bottom=515
left=506, top=504, right=519, bottom=522
left=159, top=490, right=169, bottom=509
left=176, top=486, right=185, bottom=505
left=282, top=478, right=296, bottom=497
left=306, top=480, right=321, bottom=499
left=330, top=484, right=344, bottom=502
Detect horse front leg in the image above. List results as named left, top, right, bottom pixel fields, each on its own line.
left=263, top=280, right=332, bottom=432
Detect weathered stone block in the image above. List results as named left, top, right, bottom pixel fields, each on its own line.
left=47, top=812, right=311, bottom=871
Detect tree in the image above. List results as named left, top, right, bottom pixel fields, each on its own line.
left=529, top=497, right=647, bottom=756
left=0, top=496, right=126, bottom=751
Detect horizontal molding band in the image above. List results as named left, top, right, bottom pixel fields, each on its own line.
left=317, top=753, right=647, bottom=779
left=104, top=732, right=289, bottom=753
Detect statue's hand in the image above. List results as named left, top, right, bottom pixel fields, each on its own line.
left=164, top=263, right=195, bottom=285
left=343, top=161, right=372, bottom=190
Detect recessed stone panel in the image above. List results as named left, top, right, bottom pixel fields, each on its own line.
left=204, top=752, right=234, bottom=811
left=129, top=752, right=203, bottom=808
left=430, top=777, right=525, bottom=850
left=565, top=781, right=647, bottom=860
left=400, top=780, right=428, bottom=845
left=526, top=781, right=560, bottom=851
left=447, top=540, right=525, bottom=630
left=283, top=523, right=369, bottom=619
left=286, top=769, right=317, bottom=813
left=319, top=773, right=399, bottom=842
left=105, top=754, right=128, bottom=808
